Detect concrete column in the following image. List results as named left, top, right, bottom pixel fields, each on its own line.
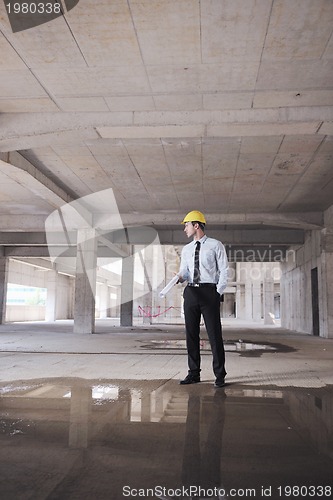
left=154, top=245, right=165, bottom=325
left=252, top=282, right=262, bottom=322
left=252, top=263, right=262, bottom=322
left=109, top=285, right=119, bottom=318
left=143, top=245, right=153, bottom=325
left=120, top=246, right=134, bottom=326
left=245, top=280, right=253, bottom=321
left=0, top=253, right=8, bottom=324
left=234, top=263, right=244, bottom=319
left=68, top=277, right=75, bottom=319
left=263, top=268, right=275, bottom=325
left=320, top=224, right=333, bottom=338
left=45, top=269, right=58, bottom=322
left=159, top=245, right=181, bottom=324
left=73, top=228, right=97, bottom=334
left=322, top=252, right=333, bottom=338
left=99, top=283, right=110, bottom=319
left=235, top=284, right=242, bottom=318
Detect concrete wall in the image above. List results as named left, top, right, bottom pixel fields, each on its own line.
left=57, top=275, right=75, bottom=320
left=280, top=233, right=317, bottom=334
left=8, top=259, right=48, bottom=289
left=280, top=206, right=333, bottom=338
left=6, top=259, right=73, bottom=322
left=235, top=262, right=281, bottom=323
left=6, top=305, right=45, bottom=322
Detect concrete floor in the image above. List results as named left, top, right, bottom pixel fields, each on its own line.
left=0, top=319, right=332, bottom=499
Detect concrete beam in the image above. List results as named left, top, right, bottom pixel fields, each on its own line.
left=1, top=107, right=332, bottom=136
left=0, top=215, right=48, bottom=232
left=0, top=232, right=129, bottom=254
left=0, top=232, right=48, bottom=245
left=97, top=235, right=129, bottom=258
left=8, top=257, right=54, bottom=271
left=0, top=225, right=305, bottom=249
left=0, top=107, right=332, bottom=150
left=0, top=155, right=96, bottom=235
left=4, top=243, right=292, bottom=262
left=14, top=199, right=317, bottom=236
left=4, top=247, right=53, bottom=257
left=121, top=211, right=324, bottom=230
left=0, top=232, right=78, bottom=245
left=157, top=228, right=305, bottom=246
left=0, top=153, right=72, bottom=206
left=3, top=246, right=127, bottom=259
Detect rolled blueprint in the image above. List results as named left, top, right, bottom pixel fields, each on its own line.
left=159, top=275, right=179, bottom=298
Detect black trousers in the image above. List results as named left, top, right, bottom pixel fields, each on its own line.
left=183, top=285, right=226, bottom=380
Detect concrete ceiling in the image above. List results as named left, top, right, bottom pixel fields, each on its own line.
left=0, top=0, right=333, bottom=248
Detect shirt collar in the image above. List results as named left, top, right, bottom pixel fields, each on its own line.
left=193, top=235, right=207, bottom=246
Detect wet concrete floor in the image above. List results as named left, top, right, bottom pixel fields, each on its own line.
left=0, top=320, right=333, bottom=499
left=1, top=378, right=332, bottom=500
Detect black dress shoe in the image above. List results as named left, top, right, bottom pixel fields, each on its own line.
left=214, top=378, right=225, bottom=388
left=180, top=374, right=200, bottom=385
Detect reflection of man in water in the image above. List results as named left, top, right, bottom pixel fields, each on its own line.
left=182, top=390, right=226, bottom=498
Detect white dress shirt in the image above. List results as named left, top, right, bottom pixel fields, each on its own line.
left=179, top=235, right=229, bottom=295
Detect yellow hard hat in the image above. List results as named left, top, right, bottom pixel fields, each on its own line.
left=182, top=210, right=206, bottom=224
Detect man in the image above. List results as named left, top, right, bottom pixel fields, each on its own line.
left=177, top=210, right=229, bottom=387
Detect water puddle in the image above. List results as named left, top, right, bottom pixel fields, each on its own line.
left=0, top=379, right=332, bottom=499
left=140, top=339, right=295, bottom=356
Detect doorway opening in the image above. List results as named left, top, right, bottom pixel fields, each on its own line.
left=311, top=267, right=320, bottom=336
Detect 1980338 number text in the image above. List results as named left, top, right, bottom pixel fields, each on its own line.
left=277, top=485, right=331, bottom=497
left=6, top=2, right=62, bottom=15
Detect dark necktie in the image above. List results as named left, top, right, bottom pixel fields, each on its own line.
left=193, top=241, right=201, bottom=283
